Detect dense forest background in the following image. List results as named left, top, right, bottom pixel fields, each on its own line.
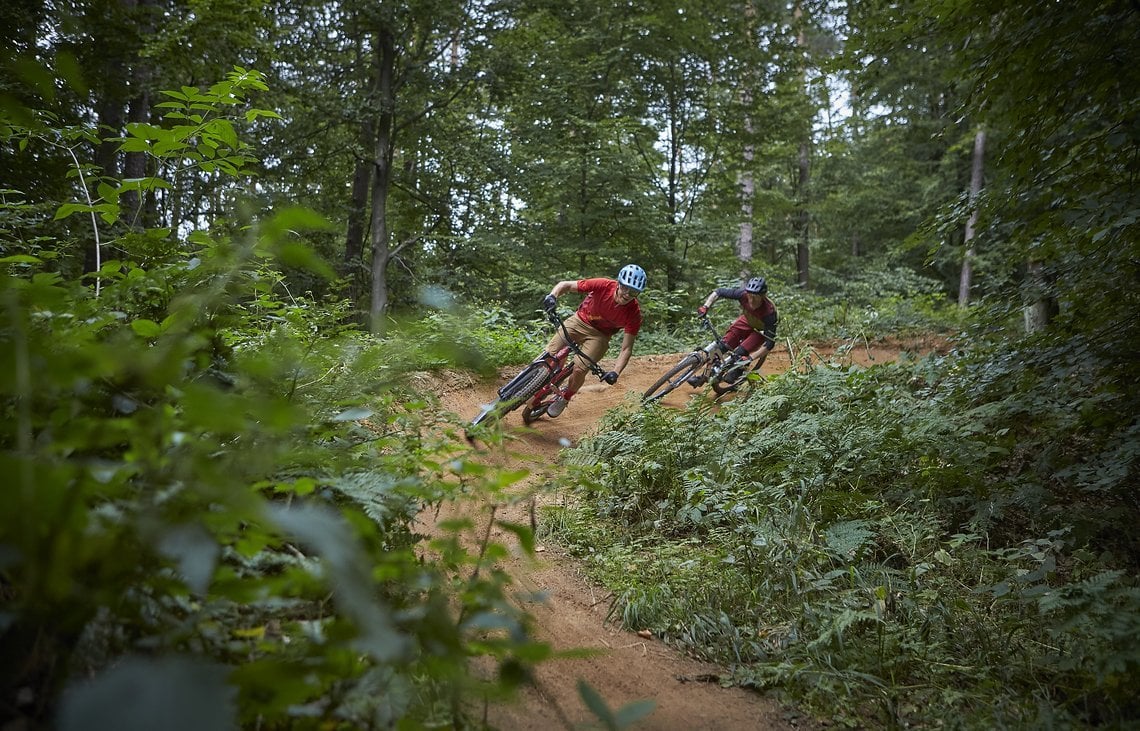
left=2, top=0, right=1138, bottom=729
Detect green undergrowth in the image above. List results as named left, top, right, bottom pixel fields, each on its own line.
left=542, top=342, right=1140, bottom=729
left=0, top=70, right=549, bottom=728
left=0, top=235, right=558, bottom=729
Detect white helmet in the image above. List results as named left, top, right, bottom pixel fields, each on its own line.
left=617, top=264, right=646, bottom=292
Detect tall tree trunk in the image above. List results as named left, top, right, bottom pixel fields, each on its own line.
left=1023, top=260, right=1056, bottom=333
left=738, top=104, right=754, bottom=272
left=958, top=128, right=985, bottom=306
left=345, top=30, right=379, bottom=322
left=122, top=0, right=156, bottom=229
left=368, top=28, right=396, bottom=334
left=737, top=1, right=757, bottom=273
left=794, top=1, right=810, bottom=288
left=666, top=71, right=681, bottom=290
left=796, top=139, right=810, bottom=287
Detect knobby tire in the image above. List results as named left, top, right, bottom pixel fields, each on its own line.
left=522, top=366, right=572, bottom=425
left=642, top=353, right=702, bottom=404
left=711, top=360, right=755, bottom=397
left=471, top=361, right=552, bottom=428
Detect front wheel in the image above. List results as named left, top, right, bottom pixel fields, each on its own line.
left=522, top=364, right=573, bottom=424
left=642, top=353, right=703, bottom=404
left=471, top=360, right=553, bottom=428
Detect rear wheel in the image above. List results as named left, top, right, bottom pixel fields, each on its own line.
left=642, top=353, right=703, bottom=404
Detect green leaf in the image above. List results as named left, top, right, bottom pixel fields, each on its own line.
left=613, top=699, right=657, bottom=728
left=268, top=503, right=410, bottom=662
left=130, top=319, right=162, bottom=338
left=156, top=524, right=220, bottom=595
left=57, top=656, right=237, bottom=731
left=495, top=520, right=536, bottom=556
left=577, top=680, right=617, bottom=728
left=275, top=241, right=336, bottom=281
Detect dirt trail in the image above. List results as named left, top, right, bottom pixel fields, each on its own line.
left=426, top=342, right=927, bottom=730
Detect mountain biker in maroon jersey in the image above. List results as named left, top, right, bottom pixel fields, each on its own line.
left=540, top=264, right=646, bottom=417
left=691, top=276, right=777, bottom=385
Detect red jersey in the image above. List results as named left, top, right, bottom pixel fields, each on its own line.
left=575, top=278, right=642, bottom=336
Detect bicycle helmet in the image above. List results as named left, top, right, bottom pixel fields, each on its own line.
left=617, top=264, right=647, bottom=292
left=744, top=276, right=768, bottom=295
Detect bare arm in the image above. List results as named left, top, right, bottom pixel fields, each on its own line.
left=548, top=280, right=578, bottom=299
left=701, top=290, right=720, bottom=309
left=614, top=331, right=636, bottom=375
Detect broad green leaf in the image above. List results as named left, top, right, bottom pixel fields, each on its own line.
left=577, top=680, right=617, bottom=728
left=130, top=319, right=161, bottom=337
left=495, top=520, right=536, bottom=556
left=268, top=503, right=410, bottom=662
left=57, top=656, right=237, bottom=731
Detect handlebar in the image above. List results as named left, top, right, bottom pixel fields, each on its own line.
left=698, top=312, right=775, bottom=347
left=698, top=313, right=729, bottom=352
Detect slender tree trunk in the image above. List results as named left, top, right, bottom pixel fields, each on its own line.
left=346, top=31, right=378, bottom=320
left=737, top=2, right=757, bottom=273
left=1023, top=260, right=1056, bottom=333
left=368, top=28, right=396, bottom=334
left=958, top=128, right=985, bottom=306
left=794, top=2, right=810, bottom=288
left=796, top=139, right=810, bottom=287
left=666, top=71, right=681, bottom=290
left=738, top=107, right=754, bottom=271
left=123, top=0, right=155, bottom=228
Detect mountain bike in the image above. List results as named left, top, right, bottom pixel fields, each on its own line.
left=641, top=314, right=766, bottom=404
left=469, top=308, right=610, bottom=431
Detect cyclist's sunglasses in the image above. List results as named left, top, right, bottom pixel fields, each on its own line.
left=617, top=284, right=640, bottom=298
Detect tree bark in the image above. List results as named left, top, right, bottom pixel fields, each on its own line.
left=345, top=31, right=378, bottom=321
left=1023, top=260, right=1056, bottom=333
left=794, top=2, right=810, bottom=288
left=737, top=1, right=757, bottom=272
left=796, top=140, right=810, bottom=287
left=123, top=0, right=156, bottom=229
left=368, top=28, right=396, bottom=334
left=958, top=128, right=985, bottom=306
left=737, top=112, right=754, bottom=271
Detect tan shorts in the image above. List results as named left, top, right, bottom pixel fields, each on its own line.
left=546, top=313, right=612, bottom=368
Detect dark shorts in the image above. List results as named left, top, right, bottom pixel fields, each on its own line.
left=723, top=317, right=770, bottom=352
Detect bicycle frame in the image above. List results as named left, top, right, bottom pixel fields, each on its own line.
left=641, top=314, right=754, bottom=405
left=519, top=312, right=609, bottom=424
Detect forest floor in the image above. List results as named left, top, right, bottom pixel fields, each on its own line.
left=419, top=339, right=940, bottom=730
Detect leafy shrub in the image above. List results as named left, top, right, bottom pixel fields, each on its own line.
left=0, top=70, right=542, bottom=730
left=551, top=345, right=1140, bottom=728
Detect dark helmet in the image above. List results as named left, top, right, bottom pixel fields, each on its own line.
left=744, top=276, right=768, bottom=295
left=617, top=264, right=647, bottom=292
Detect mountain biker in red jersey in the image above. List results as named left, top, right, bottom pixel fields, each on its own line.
left=540, top=264, right=646, bottom=417
left=692, top=276, right=777, bottom=384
